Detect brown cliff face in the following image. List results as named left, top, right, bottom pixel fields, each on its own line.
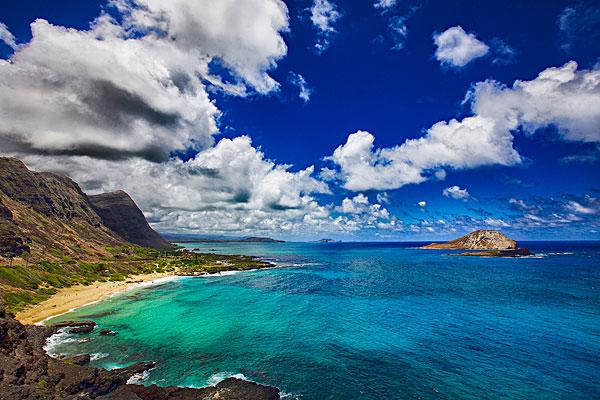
left=0, top=157, right=170, bottom=262
left=421, top=230, right=517, bottom=250
left=89, top=190, right=171, bottom=249
left=0, top=157, right=124, bottom=261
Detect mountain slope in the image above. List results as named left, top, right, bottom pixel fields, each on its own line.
left=89, top=190, right=171, bottom=249
left=0, top=158, right=125, bottom=261
left=421, top=230, right=517, bottom=250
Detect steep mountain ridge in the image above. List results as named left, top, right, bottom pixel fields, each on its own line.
left=0, top=158, right=124, bottom=261
left=90, top=190, right=171, bottom=249
left=0, top=157, right=168, bottom=262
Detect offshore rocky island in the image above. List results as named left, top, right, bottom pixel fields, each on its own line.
left=0, top=157, right=281, bottom=399
left=421, top=229, right=533, bottom=257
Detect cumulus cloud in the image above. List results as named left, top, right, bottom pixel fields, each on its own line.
left=289, top=72, right=312, bottom=102
left=310, top=0, right=341, bottom=54
left=334, top=194, right=395, bottom=231
left=327, top=61, right=600, bottom=191
left=0, top=23, right=17, bottom=50
left=433, top=26, right=489, bottom=67
left=111, top=0, right=289, bottom=93
left=470, top=61, right=600, bottom=143
left=418, top=201, right=427, bottom=207
left=443, top=186, right=470, bottom=200
left=0, top=1, right=290, bottom=162
left=328, top=118, right=519, bottom=191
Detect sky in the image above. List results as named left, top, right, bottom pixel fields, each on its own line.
left=0, top=0, right=599, bottom=241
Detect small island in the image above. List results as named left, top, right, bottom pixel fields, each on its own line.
left=421, top=230, right=532, bottom=257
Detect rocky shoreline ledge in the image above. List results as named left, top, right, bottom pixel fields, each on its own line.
left=0, top=305, right=280, bottom=400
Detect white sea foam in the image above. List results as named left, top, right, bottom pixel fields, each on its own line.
left=206, top=372, right=248, bottom=386
left=90, top=352, right=109, bottom=361
left=280, top=392, right=302, bottom=399
left=127, top=370, right=150, bottom=384
left=43, top=328, right=75, bottom=357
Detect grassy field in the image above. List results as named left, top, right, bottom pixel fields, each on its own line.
left=0, top=246, right=272, bottom=314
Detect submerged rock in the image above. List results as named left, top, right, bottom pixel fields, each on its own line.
left=99, top=329, right=118, bottom=336
left=69, top=325, right=95, bottom=334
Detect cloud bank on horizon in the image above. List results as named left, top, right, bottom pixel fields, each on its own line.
left=0, top=0, right=598, bottom=240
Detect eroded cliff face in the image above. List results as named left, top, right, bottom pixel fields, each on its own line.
left=0, top=157, right=124, bottom=261
left=0, top=157, right=171, bottom=261
left=0, top=305, right=280, bottom=400
left=422, top=230, right=518, bottom=250
left=89, top=191, right=171, bottom=250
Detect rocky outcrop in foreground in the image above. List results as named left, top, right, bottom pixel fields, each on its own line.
left=421, top=230, right=517, bottom=250
left=0, top=305, right=280, bottom=399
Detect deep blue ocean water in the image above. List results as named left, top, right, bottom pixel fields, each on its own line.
left=48, top=241, right=600, bottom=399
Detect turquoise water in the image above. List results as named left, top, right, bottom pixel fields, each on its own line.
left=49, top=242, right=600, bottom=399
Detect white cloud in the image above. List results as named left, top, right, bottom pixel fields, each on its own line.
left=435, top=169, right=447, bottom=180
left=337, top=194, right=370, bottom=214
left=469, top=61, right=600, bottom=143
left=374, top=0, right=397, bottom=10
left=483, top=218, right=510, bottom=227
left=0, top=22, right=17, bottom=50
left=565, top=201, right=597, bottom=215
left=111, top=0, right=289, bottom=94
left=289, top=72, right=312, bottom=102
left=0, top=1, right=290, bottom=162
left=328, top=61, right=600, bottom=192
left=334, top=195, right=394, bottom=231
left=329, top=117, right=519, bottom=191
left=418, top=201, right=427, bottom=207
left=433, top=26, right=489, bottom=67
left=376, top=192, right=390, bottom=204
left=310, top=0, right=341, bottom=54
left=388, top=16, right=409, bottom=50
left=443, top=185, right=470, bottom=200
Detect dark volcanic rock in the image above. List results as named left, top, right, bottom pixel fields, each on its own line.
left=99, top=329, right=118, bottom=336
left=70, top=325, right=95, bottom=334
left=89, top=190, right=171, bottom=249
left=0, top=304, right=281, bottom=399
left=65, top=353, right=92, bottom=366
left=452, top=248, right=533, bottom=257
left=52, top=320, right=97, bottom=328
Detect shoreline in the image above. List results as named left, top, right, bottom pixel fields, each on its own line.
left=15, top=263, right=279, bottom=326
left=15, top=271, right=182, bottom=325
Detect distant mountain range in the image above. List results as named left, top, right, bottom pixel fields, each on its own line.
left=167, top=235, right=285, bottom=243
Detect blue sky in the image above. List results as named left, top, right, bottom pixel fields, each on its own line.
left=0, top=0, right=599, bottom=240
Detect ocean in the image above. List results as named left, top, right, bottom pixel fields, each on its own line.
left=47, top=241, right=600, bottom=399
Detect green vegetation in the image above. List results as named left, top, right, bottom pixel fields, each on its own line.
left=0, top=246, right=272, bottom=314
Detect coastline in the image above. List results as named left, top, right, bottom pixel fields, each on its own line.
left=15, top=271, right=181, bottom=326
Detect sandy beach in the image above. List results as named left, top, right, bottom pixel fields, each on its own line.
left=15, top=271, right=181, bottom=325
